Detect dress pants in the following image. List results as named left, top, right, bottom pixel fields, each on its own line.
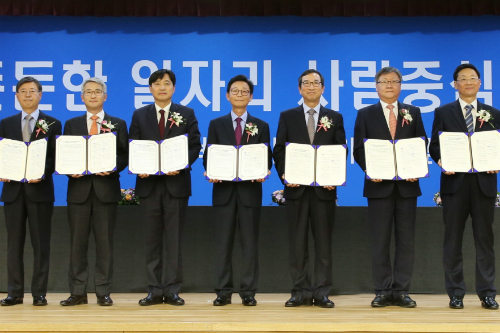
left=367, top=186, right=417, bottom=298
left=140, top=180, right=188, bottom=297
left=67, top=188, right=117, bottom=296
left=286, top=187, right=335, bottom=299
left=442, top=173, right=496, bottom=299
left=214, top=187, right=260, bottom=299
left=4, top=185, right=53, bottom=297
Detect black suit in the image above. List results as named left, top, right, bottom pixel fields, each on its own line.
left=203, top=113, right=272, bottom=299
left=129, top=103, right=201, bottom=297
left=429, top=100, right=499, bottom=299
left=273, top=105, right=346, bottom=299
left=63, top=113, right=128, bottom=297
left=353, top=101, right=427, bottom=298
left=0, top=111, right=61, bottom=298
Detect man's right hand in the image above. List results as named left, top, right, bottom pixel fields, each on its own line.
left=70, top=174, right=84, bottom=178
left=438, top=159, right=455, bottom=175
left=282, top=174, right=299, bottom=187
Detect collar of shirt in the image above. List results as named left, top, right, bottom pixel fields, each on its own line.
left=155, top=103, right=171, bottom=123
left=21, top=109, right=39, bottom=132
left=86, top=110, right=105, bottom=133
left=380, top=100, right=399, bottom=127
left=231, top=110, right=248, bottom=132
left=458, top=98, right=478, bottom=128
left=302, top=103, right=320, bottom=126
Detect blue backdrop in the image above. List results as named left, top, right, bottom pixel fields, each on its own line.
left=1, top=15, right=500, bottom=206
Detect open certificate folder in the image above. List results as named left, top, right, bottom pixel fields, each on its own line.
left=55, top=132, right=117, bottom=175
left=0, top=138, right=47, bottom=182
left=284, top=143, right=347, bottom=186
left=206, top=143, right=269, bottom=181
left=128, top=134, right=189, bottom=175
left=364, top=137, right=428, bottom=180
left=439, top=131, right=500, bottom=173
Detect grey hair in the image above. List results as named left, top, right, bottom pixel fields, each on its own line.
left=81, top=77, right=107, bottom=94
left=375, top=67, right=403, bottom=83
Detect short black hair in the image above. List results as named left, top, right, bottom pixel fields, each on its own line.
left=16, top=76, right=42, bottom=93
left=298, top=69, right=324, bottom=87
left=453, top=63, right=481, bottom=81
left=227, top=75, right=254, bottom=94
left=149, top=69, right=176, bottom=86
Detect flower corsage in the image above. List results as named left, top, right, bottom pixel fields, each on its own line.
left=399, top=109, right=413, bottom=127
left=245, top=122, right=258, bottom=142
left=168, top=112, right=184, bottom=128
left=100, top=119, right=116, bottom=133
left=477, top=109, right=495, bottom=129
left=317, top=116, right=333, bottom=132
left=35, top=119, right=56, bottom=138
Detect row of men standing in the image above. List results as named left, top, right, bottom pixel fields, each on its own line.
left=0, top=64, right=498, bottom=310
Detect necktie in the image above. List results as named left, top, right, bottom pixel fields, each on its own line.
left=307, top=109, right=316, bottom=144
left=465, top=104, right=474, bottom=133
left=159, top=109, right=165, bottom=138
left=89, top=115, right=99, bottom=135
left=387, top=104, right=397, bottom=139
left=22, top=114, right=32, bottom=142
left=235, top=117, right=242, bottom=145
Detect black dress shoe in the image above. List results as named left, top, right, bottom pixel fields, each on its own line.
left=0, top=296, right=23, bottom=306
left=213, top=296, right=231, bottom=306
left=138, top=293, right=163, bottom=306
left=314, top=296, right=335, bottom=308
left=33, top=296, right=48, bottom=306
left=285, top=296, right=313, bottom=307
left=393, top=294, right=416, bottom=308
left=164, top=293, right=185, bottom=306
left=242, top=296, right=257, bottom=306
left=97, top=295, right=113, bottom=306
left=371, top=295, right=392, bottom=307
left=449, top=296, right=464, bottom=309
left=60, top=294, right=88, bottom=306
left=481, top=296, right=499, bottom=310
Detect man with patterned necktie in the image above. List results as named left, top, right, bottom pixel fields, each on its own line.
left=430, top=63, right=500, bottom=310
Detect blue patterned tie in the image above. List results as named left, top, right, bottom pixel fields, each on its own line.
left=465, top=104, right=474, bottom=133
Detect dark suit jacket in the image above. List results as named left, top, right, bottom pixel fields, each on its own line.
left=353, top=101, right=427, bottom=199
left=129, top=103, right=202, bottom=198
left=429, top=100, right=500, bottom=197
left=64, top=113, right=129, bottom=203
left=203, top=113, right=272, bottom=207
left=273, top=105, right=347, bottom=201
left=0, top=112, right=62, bottom=203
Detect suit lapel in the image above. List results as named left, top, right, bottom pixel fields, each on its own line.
left=222, top=113, right=237, bottom=145
left=146, top=104, right=160, bottom=140
left=12, top=113, right=23, bottom=141
left=395, top=101, right=404, bottom=139
left=296, top=105, right=312, bottom=144
left=374, top=102, right=393, bottom=139
left=242, top=113, right=257, bottom=145
left=451, top=100, right=468, bottom=132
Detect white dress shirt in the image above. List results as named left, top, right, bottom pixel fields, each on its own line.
left=380, top=100, right=399, bottom=129
left=155, top=103, right=171, bottom=126
left=21, top=109, right=39, bottom=133
left=302, top=103, right=320, bottom=126
left=86, top=110, right=105, bottom=134
left=231, top=110, right=248, bottom=134
left=458, top=98, right=478, bottom=129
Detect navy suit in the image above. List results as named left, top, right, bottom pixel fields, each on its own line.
left=0, top=112, right=61, bottom=297
left=273, top=105, right=346, bottom=299
left=129, top=103, right=201, bottom=297
left=429, top=100, right=499, bottom=299
left=353, top=101, right=427, bottom=298
left=63, top=113, right=128, bottom=296
left=203, top=113, right=272, bottom=299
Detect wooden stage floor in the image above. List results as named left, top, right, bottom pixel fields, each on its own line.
left=0, top=293, right=499, bottom=333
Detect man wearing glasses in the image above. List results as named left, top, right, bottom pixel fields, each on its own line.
left=274, top=69, right=346, bottom=308
left=203, top=75, right=272, bottom=307
left=353, top=67, right=426, bottom=308
left=429, top=64, right=499, bottom=310
left=59, top=78, right=128, bottom=307
left=0, top=77, right=62, bottom=306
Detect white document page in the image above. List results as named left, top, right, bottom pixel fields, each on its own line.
left=25, top=139, right=47, bottom=181
left=284, top=143, right=316, bottom=186
left=394, top=137, right=429, bottom=179
left=238, top=143, right=268, bottom=181
left=364, top=139, right=397, bottom=180
left=439, top=132, right=472, bottom=173
left=206, top=144, right=238, bottom=181
left=87, top=133, right=116, bottom=174
left=56, top=136, right=87, bottom=175
left=470, top=130, right=500, bottom=172
left=160, top=134, right=189, bottom=174
left=315, top=145, right=346, bottom=186
left=0, top=138, right=28, bottom=182
left=128, top=140, right=159, bottom=175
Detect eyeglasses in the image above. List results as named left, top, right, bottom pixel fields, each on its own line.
left=377, top=80, right=401, bottom=86
left=456, top=77, right=479, bottom=84
left=18, top=89, right=40, bottom=95
left=83, top=90, right=104, bottom=96
left=302, top=80, right=322, bottom=87
left=230, top=88, right=251, bottom=96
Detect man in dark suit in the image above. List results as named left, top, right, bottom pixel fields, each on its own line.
left=429, top=63, right=499, bottom=310
left=129, top=69, right=201, bottom=306
left=353, top=67, right=427, bottom=308
left=0, top=77, right=62, bottom=306
left=59, top=78, right=128, bottom=307
left=274, top=69, right=346, bottom=308
left=203, top=75, right=272, bottom=307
